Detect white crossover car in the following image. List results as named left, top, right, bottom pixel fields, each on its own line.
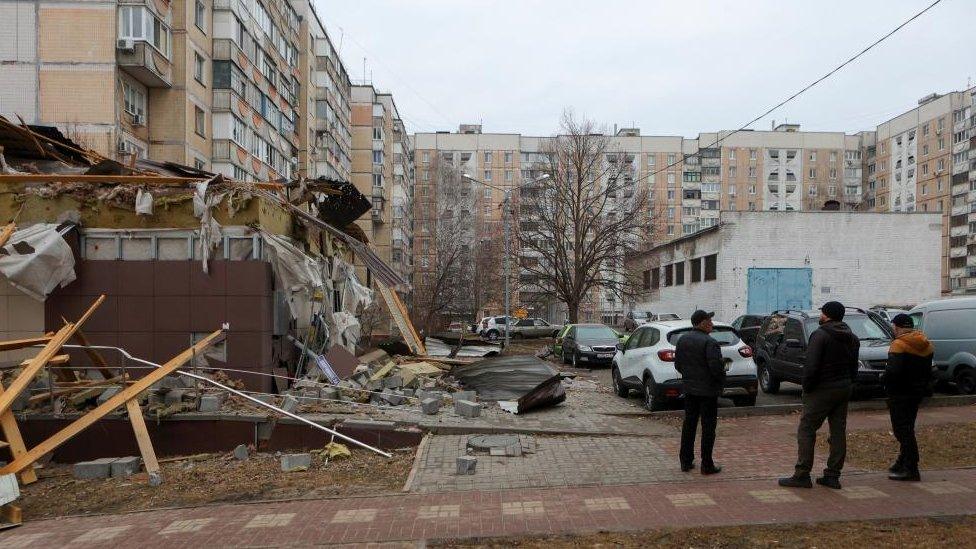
left=610, top=320, right=759, bottom=411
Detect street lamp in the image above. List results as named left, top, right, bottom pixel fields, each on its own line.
left=462, top=172, right=549, bottom=348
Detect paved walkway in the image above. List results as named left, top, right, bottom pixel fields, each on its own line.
left=4, top=468, right=975, bottom=547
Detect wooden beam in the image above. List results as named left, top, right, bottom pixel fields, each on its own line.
left=0, top=383, right=36, bottom=484
left=0, top=295, right=104, bottom=417
left=125, top=399, right=160, bottom=484
left=0, top=223, right=15, bottom=249
left=0, top=336, right=52, bottom=352
left=18, top=354, right=69, bottom=368
left=0, top=328, right=224, bottom=475
left=26, top=375, right=123, bottom=405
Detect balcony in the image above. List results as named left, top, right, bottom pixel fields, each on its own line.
left=953, top=182, right=969, bottom=196
left=953, top=204, right=970, bottom=216
left=969, top=255, right=976, bottom=267
left=951, top=246, right=968, bottom=258
left=117, top=40, right=172, bottom=88
left=951, top=225, right=969, bottom=237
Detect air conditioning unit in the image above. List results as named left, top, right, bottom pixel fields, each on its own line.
left=117, top=38, right=135, bottom=51
left=131, top=113, right=145, bottom=126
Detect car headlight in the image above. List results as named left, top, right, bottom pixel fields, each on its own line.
left=578, top=345, right=592, bottom=352
left=857, top=360, right=867, bottom=370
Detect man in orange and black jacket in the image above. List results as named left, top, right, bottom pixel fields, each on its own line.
left=885, top=313, right=935, bottom=482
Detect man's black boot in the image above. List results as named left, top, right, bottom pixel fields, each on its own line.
left=889, top=469, right=921, bottom=482
left=816, top=476, right=842, bottom=489
left=778, top=475, right=812, bottom=488
left=680, top=462, right=695, bottom=473
left=701, top=464, right=722, bottom=475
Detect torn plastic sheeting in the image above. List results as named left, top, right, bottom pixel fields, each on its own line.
left=262, top=231, right=326, bottom=320
left=342, top=270, right=373, bottom=313
left=424, top=337, right=500, bottom=358
left=0, top=223, right=76, bottom=300
left=192, top=178, right=225, bottom=274
left=333, top=311, right=361, bottom=354
left=135, top=188, right=153, bottom=215
left=451, top=355, right=566, bottom=413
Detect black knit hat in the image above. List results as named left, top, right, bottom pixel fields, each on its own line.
left=821, top=301, right=845, bottom=321
left=891, top=313, right=913, bottom=328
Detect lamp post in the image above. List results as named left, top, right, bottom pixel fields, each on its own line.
left=463, top=172, right=549, bottom=349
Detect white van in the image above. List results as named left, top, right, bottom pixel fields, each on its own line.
left=908, top=297, right=976, bottom=394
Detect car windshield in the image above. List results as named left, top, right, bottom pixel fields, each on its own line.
left=576, top=326, right=616, bottom=340
left=804, top=315, right=891, bottom=340
left=667, top=327, right=740, bottom=346
left=656, top=314, right=680, bottom=321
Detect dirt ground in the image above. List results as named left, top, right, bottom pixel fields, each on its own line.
left=17, top=447, right=414, bottom=519
left=503, top=337, right=555, bottom=357
left=430, top=515, right=976, bottom=548
left=845, top=420, right=976, bottom=470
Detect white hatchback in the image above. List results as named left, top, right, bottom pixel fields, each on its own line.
left=610, top=320, right=759, bottom=411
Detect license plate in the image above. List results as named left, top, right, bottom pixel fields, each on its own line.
left=598, top=353, right=613, bottom=358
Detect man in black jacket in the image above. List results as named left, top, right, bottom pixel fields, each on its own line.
left=885, top=313, right=934, bottom=482
left=675, top=309, right=726, bottom=475
left=779, top=301, right=860, bottom=490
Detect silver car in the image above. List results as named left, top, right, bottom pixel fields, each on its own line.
left=908, top=297, right=976, bottom=394
left=510, top=318, right=563, bottom=339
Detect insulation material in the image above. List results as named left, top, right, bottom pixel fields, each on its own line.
left=0, top=223, right=76, bottom=300
left=342, top=270, right=373, bottom=313
left=135, top=189, right=153, bottom=215
left=261, top=232, right=326, bottom=321
left=332, top=311, right=361, bottom=354
left=192, top=179, right=226, bottom=273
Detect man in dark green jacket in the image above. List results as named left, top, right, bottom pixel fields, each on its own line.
left=885, top=313, right=934, bottom=482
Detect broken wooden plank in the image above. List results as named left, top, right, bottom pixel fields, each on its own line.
left=27, top=375, right=123, bottom=405
left=125, top=399, right=161, bottom=485
left=0, top=223, right=15, bottom=249
left=0, top=295, right=104, bottom=417
left=0, top=336, right=53, bottom=352
left=0, top=503, right=22, bottom=530
left=0, top=328, right=224, bottom=476
left=0, top=383, right=36, bottom=484
left=18, top=354, right=69, bottom=368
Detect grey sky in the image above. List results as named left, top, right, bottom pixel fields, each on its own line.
left=314, top=0, right=972, bottom=137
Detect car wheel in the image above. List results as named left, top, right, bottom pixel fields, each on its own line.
left=642, top=376, right=665, bottom=411
left=486, top=329, right=499, bottom=341
left=955, top=367, right=976, bottom=395
left=562, top=350, right=571, bottom=365
left=612, top=365, right=629, bottom=397
left=758, top=363, right=780, bottom=394
left=571, top=352, right=578, bottom=368
left=732, top=395, right=757, bottom=407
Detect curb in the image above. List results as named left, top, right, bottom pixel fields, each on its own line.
left=644, top=394, right=976, bottom=419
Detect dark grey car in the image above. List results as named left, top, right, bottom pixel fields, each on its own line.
left=561, top=324, right=619, bottom=368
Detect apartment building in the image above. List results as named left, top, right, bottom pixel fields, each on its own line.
left=350, top=85, right=414, bottom=333
left=0, top=0, right=352, bottom=184
left=865, top=89, right=974, bottom=293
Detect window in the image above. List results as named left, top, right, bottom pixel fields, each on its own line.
left=667, top=190, right=675, bottom=201
left=809, top=151, right=816, bottom=162
left=193, top=106, right=205, bottom=137
left=828, top=185, right=837, bottom=197
left=938, top=137, right=945, bottom=150
left=372, top=126, right=382, bottom=140
left=422, top=151, right=430, bottom=163
left=504, top=151, right=513, bottom=164
left=728, top=166, right=736, bottom=178
left=727, top=148, right=735, bottom=161
left=194, top=158, right=205, bottom=170
left=829, top=151, right=837, bottom=163
left=372, top=174, right=383, bottom=188
left=749, top=184, right=756, bottom=195
left=829, top=168, right=837, bottom=179
left=748, top=166, right=756, bottom=178
left=122, top=81, right=146, bottom=119
left=667, top=207, right=674, bottom=219
left=231, top=115, right=247, bottom=147
left=647, top=154, right=656, bottom=166
left=729, top=185, right=736, bottom=196
left=748, top=202, right=756, bottom=211
left=422, top=170, right=429, bottom=182
left=483, top=187, right=491, bottom=198
left=483, top=170, right=492, bottom=181
left=651, top=268, right=660, bottom=289
left=194, top=52, right=205, bottom=84
left=642, top=270, right=650, bottom=290
left=749, top=149, right=757, bottom=160
left=675, top=262, right=684, bottom=285
left=703, top=254, right=717, bottom=281
left=667, top=173, right=675, bottom=185
left=667, top=153, right=676, bottom=164
left=194, top=0, right=206, bottom=31
left=667, top=225, right=674, bottom=236
left=664, top=264, right=673, bottom=286
left=373, top=150, right=383, bottom=164
left=484, top=151, right=492, bottom=164
left=809, top=185, right=817, bottom=196
left=118, top=6, right=171, bottom=57
left=505, top=170, right=513, bottom=182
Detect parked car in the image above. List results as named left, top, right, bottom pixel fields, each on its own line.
left=730, top=314, right=767, bottom=347
left=510, top=318, right=562, bottom=339
left=753, top=308, right=896, bottom=395
left=611, top=320, right=758, bottom=411
left=633, top=311, right=681, bottom=322
left=478, top=316, right=517, bottom=340
left=870, top=306, right=911, bottom=323
left=559, top=324, right=620, bottom=367
left=908, top=297, right=976, bottom=394
left=553, top=324, right=627, bottom=356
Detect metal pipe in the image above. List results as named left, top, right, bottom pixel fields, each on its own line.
left=61, top=344, right=392, bottom=458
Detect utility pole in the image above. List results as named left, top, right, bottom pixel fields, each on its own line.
left=502, top=188, right=512, bottom=348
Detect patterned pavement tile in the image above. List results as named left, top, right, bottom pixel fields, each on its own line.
left=585, top=496, right=631, bottom=511
left=915, top=481, right=973, bottom=495
left=331, top=508, right=378, bottom=523
left=749, top=489, right=804, bottom=503
left=159, top=518, right=214, bottom=534
left=245, top=513, right=296, bottom=528
left=838, top=486, right=889, bottom=499
left=502, top=500, right=545, bottom=515
left=418, top=505, right=461, bottom=519
left=3, top=533, right=51, bottom=548
left=70, top=526, right=131, bottom=543
left=667, top=493, right=716, bottom=507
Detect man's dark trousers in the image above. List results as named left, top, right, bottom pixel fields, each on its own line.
left=680, top=394, right=718, bottom=468
left=795, top=385, right=852, bottom=478
left=888, top=396, right=922, bottom=473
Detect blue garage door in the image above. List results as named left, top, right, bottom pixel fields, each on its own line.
left=747, top=268, right=812, bottom=314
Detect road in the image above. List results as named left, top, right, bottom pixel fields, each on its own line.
left=586, top=367, right=804, bottom=407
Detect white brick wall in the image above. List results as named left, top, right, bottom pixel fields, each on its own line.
left=0, top=2, right=36, bottom=62
left=0, top=65, right=37, bottom=121
left=631, top=211, right=943, bottom=323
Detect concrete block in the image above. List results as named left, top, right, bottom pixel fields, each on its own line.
left=421, top=397, right=441, bottom=415
left=73, top=458, right=117, bottom=480
left=455, top=400, right=482, bottom=418
left=366, top=379, right=384, bottom=391
left=111, top=456, right=142, bottom=478
left=452, top=390, right=477, bottom=403
left=198, top=394, right=222, bottom=412
left=321, top=386, right=340, bottom=401
left=456, top=456, right=477, bottom=475
left=96, top=387, right=121, bottom=405
left=383, top=375, right=403, bottom=389
left=401, top=388, right=415, bottom=397
left=0, top=473, right=20, bottom=506
left=414, top=389, right=431, bottom=401
left=164, top=389, right=186, bottom=406
left=233, top=444, right=249, bottom=460
left=280, top=395, right=299, bottom=413
left=153, top=376, right=182, bottom=394
left=380, top=390, right=406, bottom=406
left=280, top=453, right=312, bottom=472
left=298, top=388, right=320, bottom=404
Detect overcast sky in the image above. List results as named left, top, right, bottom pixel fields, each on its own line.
left=314, top=0, right=972, bottom=137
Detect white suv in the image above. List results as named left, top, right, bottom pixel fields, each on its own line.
left=611, top=320, right=759, bottom=411
left=478, top=316, right=517, bottom=340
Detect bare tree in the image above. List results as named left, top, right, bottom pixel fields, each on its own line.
left=411, top=158, right=479, bottom=333
left=515, top=111, right=656, bottom=323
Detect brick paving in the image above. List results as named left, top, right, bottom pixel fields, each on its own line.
left=4, top=468, right=976, bottom=547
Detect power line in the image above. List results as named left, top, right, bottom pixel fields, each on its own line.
left=627, top=0, right=943, bottom=188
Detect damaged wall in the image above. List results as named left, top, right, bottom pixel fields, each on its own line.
left=0, top=278, right=46, bottom=364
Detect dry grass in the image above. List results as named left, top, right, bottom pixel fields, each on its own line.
left=431, top=516, right=976, bottom=548
left=18, top=448, right=414, bottom=519
left=845, top=421, right=976, bottom=471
